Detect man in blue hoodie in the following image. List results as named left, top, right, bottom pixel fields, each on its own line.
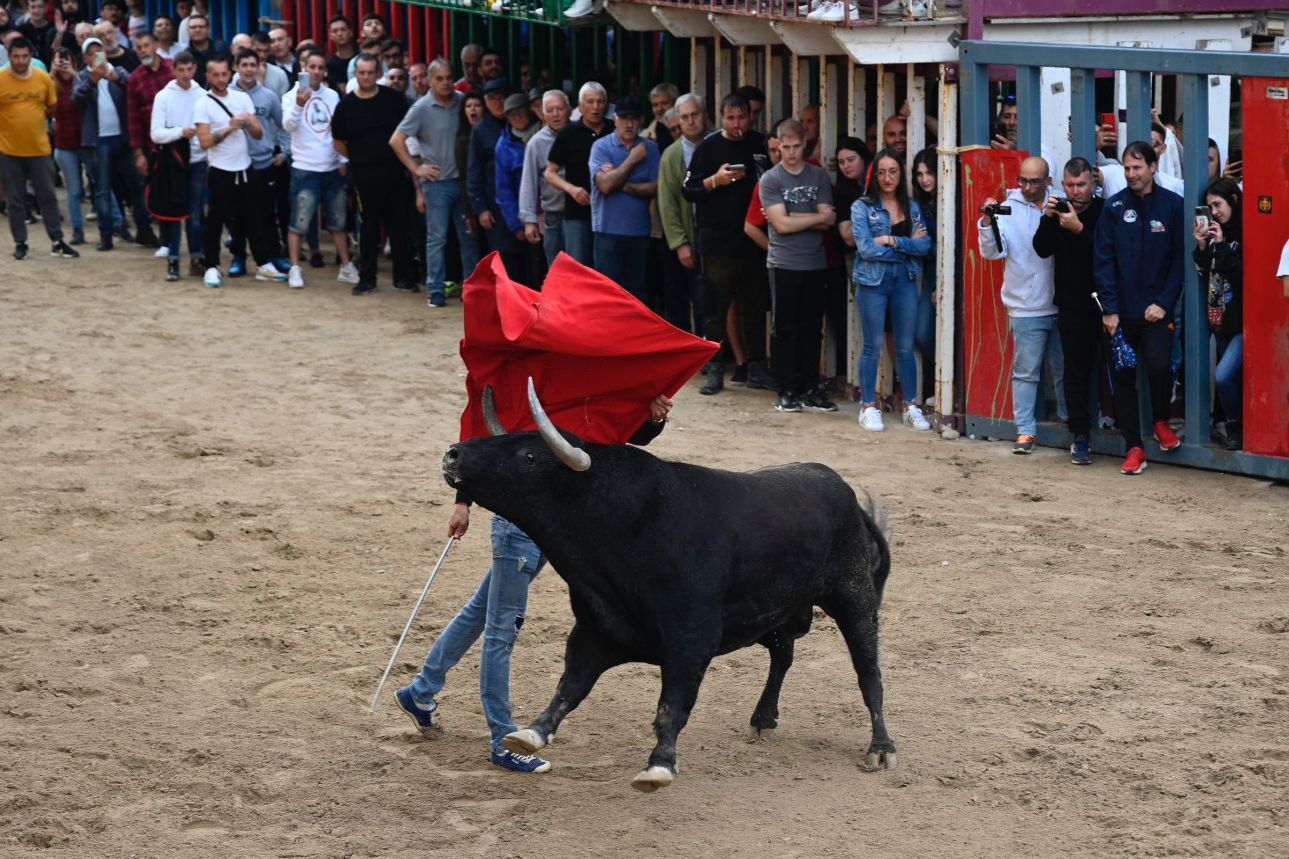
left=1093, top=140, right=1185, bottom=475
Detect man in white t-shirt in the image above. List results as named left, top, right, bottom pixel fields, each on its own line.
left=192, top=55, right=285, bottom=287
left=281, top=48, right=356, bottom=288
left=1278, top=238, right=1289, bottom=288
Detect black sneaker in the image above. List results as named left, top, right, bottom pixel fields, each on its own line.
left=166, top=258, right=180, bottom=281
left=13, top=242, right=29, bottom=260
left=136, top=225, right=161, bottom=248
left=71, top=228, right=85, bottom=246
left=51, top=240, right=79, bottom=258
left=96, top=235, right=114, bottom=251
left=730, top=364, right=749, bottom=385
left=699, top=362, right=724, bottom=396
left=392, top=281, right=420, bottom=292
left=775, top=393, right=803, bottom=412
left=351, top=282, right=376, bottom=295
left=745, top=361, right=775, bottom=391
left=801, top=388, right=838, bottom=412
left=1070, top=434, right=1092, bottom=465
left=309, top=250, right=326, bottom=268
left=116, top=226, right=135, bottom=243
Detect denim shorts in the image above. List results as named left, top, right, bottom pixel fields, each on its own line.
left=288, top=167, right=346, bottom=234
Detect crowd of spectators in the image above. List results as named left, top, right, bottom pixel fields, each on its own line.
left=1, top=1, right=1285, bottom=460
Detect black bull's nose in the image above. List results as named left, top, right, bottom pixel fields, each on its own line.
left=441, top=446, right=460, bottom=485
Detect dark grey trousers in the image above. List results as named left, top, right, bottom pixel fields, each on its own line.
left=0, top=152, right=63, bottom=244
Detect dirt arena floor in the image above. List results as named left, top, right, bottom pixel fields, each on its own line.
left=2, top=239, right=1287, bottom=858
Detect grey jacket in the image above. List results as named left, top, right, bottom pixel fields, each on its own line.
left=233, top=79, right=288, bottom=169
left=518, top=123, right=563, bottom=225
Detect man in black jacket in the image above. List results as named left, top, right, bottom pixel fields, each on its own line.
left=682, top=92, right=773, bottom=395
left=1033, top=156, right=1104, bottom=466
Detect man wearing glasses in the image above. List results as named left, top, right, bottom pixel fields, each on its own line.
left=978, top=156, right=1065, bottom=455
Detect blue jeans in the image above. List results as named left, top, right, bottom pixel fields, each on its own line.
left=561, top=217, right=593, bottom=265
left=422, top=178, right=478, bottom=299
left=92, top=134, right=150, bottom=237
left=162, top=160, right=207, bottom=261
left=856, top=267, right=920, bottom=405
left=915, top=273, right=936, bottom=396
left=288, top=167, right=346, bottom=234
left=407, top=516, right=546, bottom=751
left=1008, top=314, right=1064, bottom=436
left=1215, top=332, right=1243, bottom=424
left=54, top=148, right=87, bottom=232
left=593, top=232, right=650, bottom=302
left=542, top=210, right=565, bottom=269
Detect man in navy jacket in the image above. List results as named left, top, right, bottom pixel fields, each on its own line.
left=1093, top=140, right=1185, bottom=474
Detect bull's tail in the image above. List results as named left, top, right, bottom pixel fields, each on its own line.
left=858, top=488, right=892, bottom=607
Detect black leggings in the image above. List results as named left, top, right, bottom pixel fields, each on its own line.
left=1110, top=317, right=1173, bottom=449
left=203, top=166, right=271, bottom=268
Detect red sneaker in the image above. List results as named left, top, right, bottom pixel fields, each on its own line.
left=1121, top=446, right=1148, bottom=475
left=1153, top=420, right=1181, bottom=451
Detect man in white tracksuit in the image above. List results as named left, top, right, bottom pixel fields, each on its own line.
left=978, top=155, right=1065, bottom=454
left=281, top=48, right=357, bottom=288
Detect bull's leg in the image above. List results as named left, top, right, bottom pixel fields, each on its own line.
left=632, top=655, right=711, bottom=793
left=825, top=595, right=897, bottom=770
left=749, top=628, right=795, bottom=737
left=502, top=622, right=630, bottom=755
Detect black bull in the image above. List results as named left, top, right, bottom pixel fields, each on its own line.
left=440, top=384, right=896, bottom=792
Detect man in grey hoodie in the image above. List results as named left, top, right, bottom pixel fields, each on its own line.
left=227, top=48, right=289, bottom=277
left=979, top=155, right=1064, bottom=454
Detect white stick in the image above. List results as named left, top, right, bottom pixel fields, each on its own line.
left=369, top=536, right=456, bottom=714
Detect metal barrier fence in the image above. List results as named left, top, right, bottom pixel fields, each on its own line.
left=958, top=40, right=1289, bottom=480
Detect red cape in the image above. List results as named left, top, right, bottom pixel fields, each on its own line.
left=459, top=251, right=718, bottom=444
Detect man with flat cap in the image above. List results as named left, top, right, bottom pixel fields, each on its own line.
left=588, top=95, right=660, bottom=303
left=468, top=77, right=518, bottom=274
left=494, top=90, right=541, bottom=285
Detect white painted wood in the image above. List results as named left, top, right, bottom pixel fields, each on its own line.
left=706, top=12, right=783, bottom=47
left=691, top=39, right=708, bottom=103
left=652, top=6, right=718, bottom=39
left=848, top=60, right=866, bottom=141
left=935, top=70, right=958, bottom=419
left=1041, top=66, right=1071, bottom=176
left=602, top=1, right=663, bottom=32
left=907, top=64, right=926, bottom=191
left=1199, top=39, right=1232, bottom=170
left=767, top=20, right=843, bottom=57
left=822, top=59, right=838, bottom=170
left=831, top=22, right=959, bottom=65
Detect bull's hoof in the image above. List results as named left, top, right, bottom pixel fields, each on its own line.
left=631, top=766, right=676, bottom=793
left=502, top=729, right=547, bottom=755
left=862, top=751, right=898, bottom=771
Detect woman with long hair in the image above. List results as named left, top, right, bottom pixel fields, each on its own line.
left=446, top=91, right=485, bottom=282
left=851, top=149, right=933, bottom=432
left=1193, top=177, right=1243, bottom=449
left=911, top=146, right=938, bottom=405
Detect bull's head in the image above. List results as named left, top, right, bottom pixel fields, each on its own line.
left=441, top=378, right=593, bottom=501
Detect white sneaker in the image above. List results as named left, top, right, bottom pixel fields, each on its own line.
left=903, top=404, right=931, bottom=431
left=288, top=265, right=305, bottom=288
left=807, top=0, right=840, bottom=19
left=925, top=395, right=937, bottom=410
left=858, top=406, right=885, bottom=432
left=563, top=0, right=594, bottom=17
left=203, top=266, right=222, bottom=288
left=337, top=261, right=360, bottom=284
left=154, top=245, right=170, bottom=258
left=255, top=262, right=288, bottom=282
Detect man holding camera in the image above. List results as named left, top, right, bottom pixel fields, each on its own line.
left=979, top=156, right=1063, bottom=455
left=1033, top=157, right=1104, bottom=465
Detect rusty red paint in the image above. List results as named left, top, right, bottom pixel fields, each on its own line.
left=961, top=149, right=1026, bottom=426
left=1240, top=77, right=1289, bottom=459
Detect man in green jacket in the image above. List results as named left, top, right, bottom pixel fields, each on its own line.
left=657, top=92, right=707, bottom=334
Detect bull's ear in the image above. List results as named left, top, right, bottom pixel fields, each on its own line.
left=482, top=385, right=507, bottom=436
left=527, top=377, right=591, bottom=472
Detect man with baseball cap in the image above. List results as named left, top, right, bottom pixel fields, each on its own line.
left=494, top=90, right=542, bottom=285
left=467, top=78, right=520, bottom=277
left=589, top=95, right=659, bottom=302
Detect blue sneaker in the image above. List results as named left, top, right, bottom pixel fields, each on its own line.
left=271, top=257, right=292, bottom=274
left=490, top=748, right=552, bottom=773
left=427, top=291, right=446, bottom=308
left=228, top=256, right=247, bottom=278
left=1070, top=434, right=1092, bottom=465
left=394, top=686, right=436, bottom=735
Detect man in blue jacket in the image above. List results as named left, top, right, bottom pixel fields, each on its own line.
left=1093, top=140, right=1185, bottom=475
left=468, top=78, right=521, bottom=280
left=494, top=92, right=541, bottom=286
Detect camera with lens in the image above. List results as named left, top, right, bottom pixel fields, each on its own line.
left=1055, top=199, right=1072, bottom=214
left=981, top=202, right=1012, bottom=218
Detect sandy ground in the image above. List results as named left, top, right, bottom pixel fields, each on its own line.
left=2, top=236, right=1288, bottom=859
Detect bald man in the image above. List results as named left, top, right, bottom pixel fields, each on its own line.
left=978, top=155, right=1064, bottom=454
left=92, top=20, right=139, bottom=71
left=455, top=42, right=482, bottom=93
left=882, top=115, right=907, bottom=159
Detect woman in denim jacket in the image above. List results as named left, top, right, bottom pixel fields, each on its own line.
left=851, top=149, right=933, bottom=432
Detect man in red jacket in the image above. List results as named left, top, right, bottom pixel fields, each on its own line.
left=125, top=33, right=172, bottom=184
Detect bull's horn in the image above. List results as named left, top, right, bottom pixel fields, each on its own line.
left=526, top=377, right=591, bottom=472
left=481, top=385, right=506, bottom=436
